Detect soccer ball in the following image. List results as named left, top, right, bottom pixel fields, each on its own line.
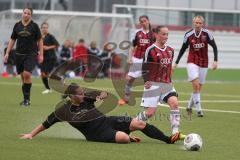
left=184, top=133, right=203, bottom=151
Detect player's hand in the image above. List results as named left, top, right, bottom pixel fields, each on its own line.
left=144, top=81, right=152, bottom=89
left=38, top=54, right=43, bottom=64
left=19, top=133, right=33, bottom=139
left=43, top=46, right=49, bottom=50
left=212, top=61, right=218, bottom=70
left=96, top=91, right=108, bottom=101
left=43, top=46, right=51, bottom=51
left=172, top=63, right=178, bottom=70
left=129, top=58, right=133, bottom=65
left=3, top=54, right=9, bottom=63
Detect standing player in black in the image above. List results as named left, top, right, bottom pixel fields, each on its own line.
left=4, top=7, right=43, bottom=106
left=20, top=83, right=181, bottom=144
left=40, top=22, right=59, bottom=94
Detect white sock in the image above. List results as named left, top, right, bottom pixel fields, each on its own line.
left=192, top=92, right=202, bottom=112
left=136, top=111, right=148, bottom=121
left=13, top=66, right=17, bottom=73
left=170, top=109, right=180, bottom=134
left=187, top=93, right=194, bottom=109
left=124, top=84, right=132, bottom=102
left=3, top=65, right=7, bottom=72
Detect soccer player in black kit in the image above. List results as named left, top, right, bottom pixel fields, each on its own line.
left=40, top=22, right=59, bottom=94
left=4, top=7, right=43, bottom=106
left=20, top=83, right=181, bottom=144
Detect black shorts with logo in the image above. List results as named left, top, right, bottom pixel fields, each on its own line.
left=40, top=58, right=56, bottom=73
left=15, top=54, right=38, bottom=74
left=86, top=116, right=132, bottom=143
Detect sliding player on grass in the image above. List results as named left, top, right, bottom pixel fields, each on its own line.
left=20, top=83, right=181, bottom=144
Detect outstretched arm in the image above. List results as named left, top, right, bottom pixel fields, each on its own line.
left=19, top=112, right=60, bottom=139
left=19, top=124, right=46, bottom=139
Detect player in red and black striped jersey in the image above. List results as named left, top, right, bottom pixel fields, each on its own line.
left=136, top=26, right=185, bottom=138
left=173, top=15, right=218, bottom=117
left=131, top=27, right=155, bottom=59
left=118, top=15, right=155, bottom=105
left=143, top=43, right=174, bottom=83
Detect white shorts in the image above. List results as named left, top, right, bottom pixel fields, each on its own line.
left=141, top=82, right=177, bottom=108
left=127, top=57, right=143, bottom=78
left=187, top=63, right=208, bottom=84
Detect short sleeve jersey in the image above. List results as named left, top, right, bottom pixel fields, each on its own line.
left=144, top=44, right=174, bottom=83
left=43, top=33, right=59, bottom=59
left=11, top=20, right=42, bottom=55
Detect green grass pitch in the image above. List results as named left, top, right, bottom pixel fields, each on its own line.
left=0, top=68, right=240, bottom=160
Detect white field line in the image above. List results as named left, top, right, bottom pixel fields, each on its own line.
left=1, top=81, right=240, bottom=114
left=1, top=81, right=240, bottom=98
left=179, top=100, right=240, bottom=103
left=158, top=103, right=240, bottom=114
left=177, top=92, right=240, bottom=98
left=0, top=81, right=42, bottom=86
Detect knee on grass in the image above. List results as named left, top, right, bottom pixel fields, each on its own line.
left=115, top=131, right=130, bottom=143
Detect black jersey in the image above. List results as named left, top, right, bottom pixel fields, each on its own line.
left=11, top=20, right=41, bottom=55
left=42, top=91, right=108, bottom=139
left=43, top=33, right=59, bottom=59
left=59, top=45, right=72, bottom=60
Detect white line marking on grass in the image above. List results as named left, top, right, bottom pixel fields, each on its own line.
left=179, top=100, right=240, bottom=103
left=158, top=103, right=240, bottom=114
left=178, top=92, right=240, bottom=98
left=0, top=81, right=42, bottom=86
left=1, top=81, right=240, bottom=114
left=1, top=81, right=240, bottom=98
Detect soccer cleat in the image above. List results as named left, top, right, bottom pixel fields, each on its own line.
left=169, top=132, right=181, bottom=144
left=118, top=98, right=128, bottom=106
left=197, top=111, right=204, bottom=117
left=186, top=108, right=192, bottom=116
left=42, top=89, right=52, bottom=94
left=179, top=133, right=186, bottom=140
left=130, top=136, right=141, bottom=143
left=20, top=100, right=31, bottom=107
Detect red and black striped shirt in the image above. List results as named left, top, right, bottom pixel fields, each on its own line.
left=175, top=28, right=218, bottom=68
left=143, top=44, right=174, bottom=83
left=132, top=28, right=155, bottom=59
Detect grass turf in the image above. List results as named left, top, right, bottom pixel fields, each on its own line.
left=0, top=68, right=240, bottom=160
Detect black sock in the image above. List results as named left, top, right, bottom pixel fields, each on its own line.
left=23, top=83, right=32, bottom=101
left=22, top=84, right=25, bottom=100
left=141, top=123, right=171, bottom=143
left=42, top=77, right=50, bottom=89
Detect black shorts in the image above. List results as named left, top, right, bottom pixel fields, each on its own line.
left=15, top=54, right=37, bottom=74
left=40, top=58, right=56, bottom=73
left=163, top=92, right=178, bottom=103
left=87, top=116, right=132, bottom=143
